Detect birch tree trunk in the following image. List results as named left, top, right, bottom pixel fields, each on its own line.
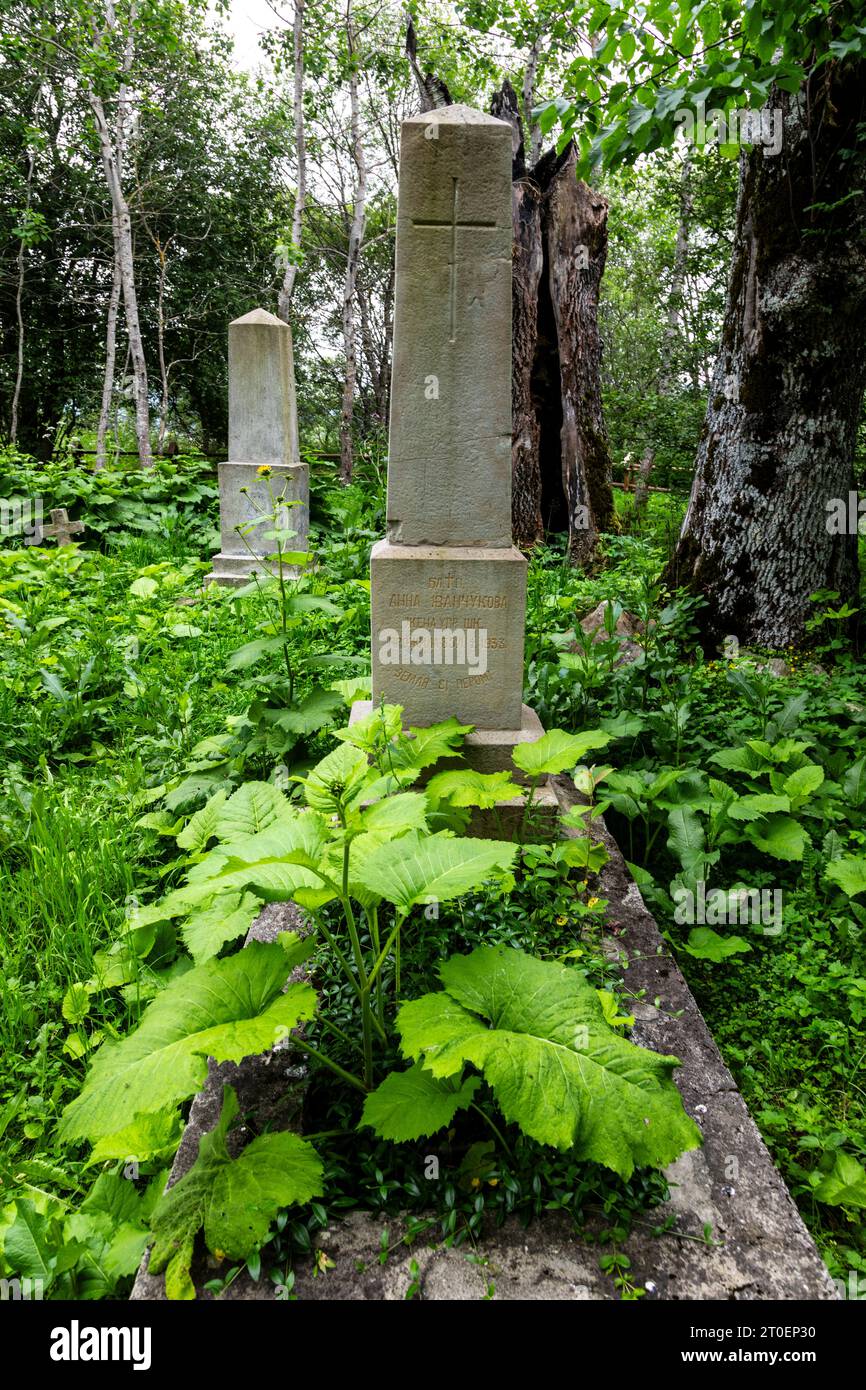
left=10, top=147, right=35, bottom=447
left=95, top=216, right=122, bottom=470
left=666, top=75, right=866, bottom=648
left=339, top=1, right=367, bottom=485
left=522, top=35, right=542, bottom=167
left=278, top=0, right=306, bottom=322
left=88, top=1, right=151, bottom=468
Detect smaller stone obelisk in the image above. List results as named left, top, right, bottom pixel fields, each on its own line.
left=206, top=308, right=309, bottom=586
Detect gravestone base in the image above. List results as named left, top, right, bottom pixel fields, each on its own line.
left=206, top=459, right=309, bottom=587
left=370, top=539, right=526, bottom=730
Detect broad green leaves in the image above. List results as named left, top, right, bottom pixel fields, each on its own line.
left=684, top=927, right=752, bottom=962
left=512, top=728, right=611, bottom=777
left=360, top=1064, right=480, bottom=1142
left=60, top=937, right=316, bottom=1146
left=390, top=946, right=701, bottom=1178
left=826, top=856, right=866, bottom=899
left=354, top=833, right=517, bottom=913
left=811, top=1152, right=866, bottom=1210
left=149, top=1087, right=323, bottom=1300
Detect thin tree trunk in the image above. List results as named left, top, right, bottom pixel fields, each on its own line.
left=634, top=446, right=655, bottom=513
left=10, top=147, right=36, bottom=446
left=666, top=75, right=866, bottom=648
left=87, top=1, right=151, bottom=468
left=278, top=0, right=307, bottom=322
left=522, top=35, right=542, bottom=167
left=339, top=1, right=367, bottom=485
left=659, top=152, right=692, bottom=394
left=95, top=218, right=122, bottom=470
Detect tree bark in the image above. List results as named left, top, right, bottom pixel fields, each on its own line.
left=278, top=0, right=306, bottom=322
left=544, top=146, right=614, bottom=560
left=522, top=35, right=542, bottom=167
left=511, top=172, right=545, bottom=547
left=339, top=1, right=367, bottom=484
left=665, top=72, right=866, bottom=649
left=87, top=2, right=151, bottom=467
left=95, top=217, right=122, bottom=470
left=10, top=146, right=36, bottom=447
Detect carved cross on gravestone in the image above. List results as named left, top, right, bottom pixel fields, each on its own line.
left=413, top=177, right=496, bottom=343
left=42, top=508, right=84, bottom=547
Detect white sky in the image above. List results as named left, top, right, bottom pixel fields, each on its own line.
left=219, top=0, right=282, bottom=71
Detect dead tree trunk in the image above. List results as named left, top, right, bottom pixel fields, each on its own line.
left=95, top=221, right=122, bottom=470
left=493, top=80, right=614, bottom=563
left=339, top=0, right=367, bottom=484
left=278, top=0, right=306, bottom=322
left=666, top=74, right=866, bottom=648
left=545, top=147, right=614, bottom=561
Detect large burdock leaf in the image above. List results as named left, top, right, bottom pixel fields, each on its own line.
left=361, top=1064, right=480, bottom=1141
left=826, top=855, right=866, bottom=898
left=354, top=831, right=517, bottom=911
left=512, top=728, right=611, bottom=777
left=745, top=813, right=806, bottom=861
left=180, top=890, right=261, bottom=963
left=397, top=946, right=701, bottom=1179
left=214, top=782, right=295, bottom=840
left=60, top=937, right=316, bottom=1145
left=426, top=769, right=524, bottom=809
left=149, top=1086, right=323, bottom=1300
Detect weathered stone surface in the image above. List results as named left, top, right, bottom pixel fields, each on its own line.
left=370, top=538, right=526, bottom=728
left=387, top=105, right=513, bottom=548
left=207, top=308, right=309, bottom=586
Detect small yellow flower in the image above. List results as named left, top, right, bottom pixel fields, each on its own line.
left=256, top=464, right=272, bottom=476
left=471, top=1177, right=481, bottom=1188
left=488, top=1178, right=499, bottom=1187
left=587, top=897, right=600, bottom=909
left=556, top=914, right=568, bottom=926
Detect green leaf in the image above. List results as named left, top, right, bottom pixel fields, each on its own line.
left=512, top=728, right=611, bottom=777
left=361, top=1064, right=480, bottom=1141
left=62, top=983, right=91, bottom=1026
left=226, top=636, right=289, bottom=671
left=276, top=687, right=343, bottom=736
left=3, top=1200, right=55, bottom=1286
left=180, top=891, right=261, bottom=963
left=666, top=807, right=705, bottom=872
left=176, top=790, right=229, bottom=852
left=215, top=783, right=294, bottom=840
left=683, top=928, right=752, bottom=962
left=812, top=1152, right=866, bottom=1209
left=60, top=939, right=316, bottom=1145
left=130, top=576, right=158, bottom=598
left=354, top=792, right=429, bottom=836
left=426, top=768, right=524, bottom=809
left=354, top=832, right=517, bottom=912
left=843, top=758, right=866, bottom=808
left=745, top=814, right=806, bottom=861
left=726, top=793, right=790, bottom=821
left=397, top=947, right=701, bottom=1179
left=826, top=856, right=866, bottom=899
left=86, top=1110, right=184, bottom=1166
left=149, top=1087, right=323, bottom=1298
left=388, top=717, right=473, bottom=772
left=783, top=764, right=824, bottom=804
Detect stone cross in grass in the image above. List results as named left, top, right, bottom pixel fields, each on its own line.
left=354, top=105, right=551, bottom=802
left=42, top=508, right=84, bottom=547
left=206, top=308, right=309, bottom=587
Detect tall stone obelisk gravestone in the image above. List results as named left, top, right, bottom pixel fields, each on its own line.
left=355, top=105, right=546, bottom=776
left=206, top=308, right=309, bottom=586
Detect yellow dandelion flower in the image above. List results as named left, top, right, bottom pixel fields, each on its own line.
left=256, top=464, right=272, bottom=476
left=556, top=914, right=568, bottom=925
